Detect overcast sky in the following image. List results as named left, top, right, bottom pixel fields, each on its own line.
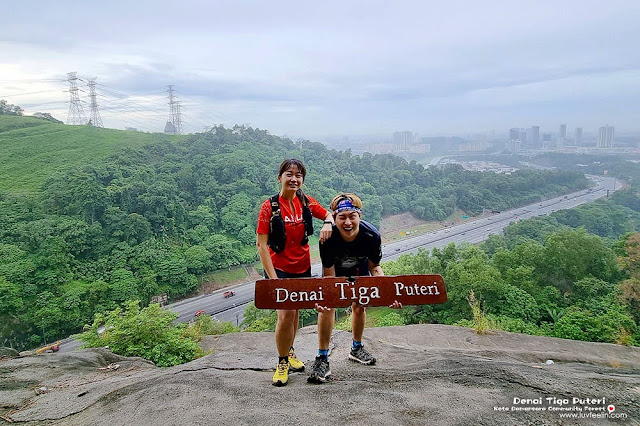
left=1, top=0, right=639, bottom=138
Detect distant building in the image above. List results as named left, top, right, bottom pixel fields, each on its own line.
left=509, top=128, right=527, bottom=144
left=559, top=124, right=567, bottom=138
left=459, top=141, right=489, bottom=152
left=529, top=125, right=540, bottom=149
left=409, top=144, right=430, bottom=154
left=393, top=131, right=414, bottom=151
left=597, top=125, right=615, bottom=148
left=506, top=139, right=521, bottom=152
left=574, top=127, right=583, bottom=146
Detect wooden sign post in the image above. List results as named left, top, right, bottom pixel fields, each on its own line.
left=255, top=274, right=447, bottom=310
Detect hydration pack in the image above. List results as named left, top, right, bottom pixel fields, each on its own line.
left=267, top=193, right=314, bottom=253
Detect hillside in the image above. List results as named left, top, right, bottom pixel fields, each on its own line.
left=2, top=324, right=639, bottom=425
left=0, top=116, right=185, bottom=193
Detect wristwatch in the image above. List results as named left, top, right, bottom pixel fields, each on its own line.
left=324, top=220, right=333, bottom=224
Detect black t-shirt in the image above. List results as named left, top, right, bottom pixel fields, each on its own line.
left=319, top=220, right=382, bottom=277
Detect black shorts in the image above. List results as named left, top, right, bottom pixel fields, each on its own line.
left=271, top=268, right=312, bottom=279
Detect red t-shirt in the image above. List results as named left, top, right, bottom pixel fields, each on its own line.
left=257, top=194, right=328, bottom=274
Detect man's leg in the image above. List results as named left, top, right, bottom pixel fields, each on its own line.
left=308, top=309, right=334, bottom=383
left=273, top=309, right=296, bottom=386
left=349, top=304, right=376, bottom=365
left=351, top=304, right=366, bottom=342
left=317, top=309, right=335, bottom=351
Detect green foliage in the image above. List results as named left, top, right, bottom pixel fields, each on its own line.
left=240, top=303, right=278, bottom=331
left=386, top=221, right=638, bottom=346
left=78, top=301, right=201, bottom=367
left=499, top=285, right=540, bottom=322
left=0, top=115, right=180, bottom=194
left=0, top=99, right=23, bottom=116
left=0, top=116, right=602, bottom=349
left=183, top=314, right=238, bottom=339
left=375, top=311, right=405, bottom=327
left=489, top=315, right=550, bottom=336
left=466, top=290, right=493, bottom=334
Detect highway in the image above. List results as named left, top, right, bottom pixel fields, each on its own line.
left=59, top=175, right=618, bottom=351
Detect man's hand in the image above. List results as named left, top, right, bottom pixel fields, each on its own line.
left=315, top=303, right=333, bottom=313
left=388, top=300, right=402, bottom=309
left=319, top=222, right=333, bottom=243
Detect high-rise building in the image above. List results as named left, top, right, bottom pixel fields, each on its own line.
left=509, top=128, right=527, bottom=144
left=530, top=125, right=540, bottom=148
left=574, top=127, right=583, bottom=146
left=598, top=125, right=615, bottom=148
left=558, top=124, right=567, bottom=148
left=393, top=131, right=414, bottom=151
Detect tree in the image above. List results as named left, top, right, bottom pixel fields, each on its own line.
left=0, top=99, right=23, bottom=115
left=32, top=112, right=62, bottom=123
left=184, top=245, right=212, bottom=275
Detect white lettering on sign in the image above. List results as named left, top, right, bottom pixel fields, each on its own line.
left=394, top=281, right=440, bottom=296
left=276, top=287, right=324, bottom=303
left=335, top=282, right=381, bottom=305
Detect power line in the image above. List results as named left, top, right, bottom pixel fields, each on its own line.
left=0, top=89, right=62, bottom=98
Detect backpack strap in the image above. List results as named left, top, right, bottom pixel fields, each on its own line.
left=270, top=194, right=280, bottom=217
left=268, top=194, right=286, bottom=253
left=301, top=195, right=314, bottom=244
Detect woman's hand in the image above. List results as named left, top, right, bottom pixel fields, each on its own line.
left=319, top=222, right=333, bottom=243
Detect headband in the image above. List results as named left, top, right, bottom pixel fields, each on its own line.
left=333, top=198, right=362, bottom=215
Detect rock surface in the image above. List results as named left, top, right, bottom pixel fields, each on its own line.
left=2, top=324, right=639, bottom=425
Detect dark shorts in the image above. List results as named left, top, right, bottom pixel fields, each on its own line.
left=271, top=268, right=312, bottom=279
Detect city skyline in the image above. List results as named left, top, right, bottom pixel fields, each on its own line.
left=1, top=1, right=639, bottom=137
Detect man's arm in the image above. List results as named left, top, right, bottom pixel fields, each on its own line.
left=368, top=260, right=384, bottom=277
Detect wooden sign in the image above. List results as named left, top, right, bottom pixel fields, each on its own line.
left=255, top=274, right=447, bottom=310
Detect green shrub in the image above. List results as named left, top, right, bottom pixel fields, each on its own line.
left=553, top=305, right=637, bottom=344
left=241, top=303, right=278, bottom=332
left=375, top=311, right=405, bottom=327
left=78, top=300, right=201, bottom=367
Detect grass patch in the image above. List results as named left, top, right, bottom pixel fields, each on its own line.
left=199, top=266, right=251, bottom=286
left=0, top=115, right=187, bottom=194
left=467, top=290, right=494, bottom=335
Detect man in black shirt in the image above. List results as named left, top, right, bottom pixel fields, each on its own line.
left=309, top=193, right=401, bottom=384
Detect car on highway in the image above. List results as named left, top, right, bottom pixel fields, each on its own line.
left=194, top=310, right=206, bottom=317
left=223, top=290, right=236, bottom=298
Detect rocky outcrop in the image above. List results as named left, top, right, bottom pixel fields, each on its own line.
left=2, top=324, right=639, bottom=425
left=0, top=347, right=19, bottom=359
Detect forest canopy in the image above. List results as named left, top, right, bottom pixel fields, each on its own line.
left=0, top=122, right=590, bottom=349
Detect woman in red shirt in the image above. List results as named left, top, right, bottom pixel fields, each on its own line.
left=256, top=159, right=334, bottom=386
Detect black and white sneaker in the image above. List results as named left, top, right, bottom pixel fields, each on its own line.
left=307, top=356, right=331, bottom=384
left=349, top=345, right=376, bottom=365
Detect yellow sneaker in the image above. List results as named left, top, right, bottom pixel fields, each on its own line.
left=288, top=348, right=305, bottom=372
left=272, top=359, right=289, bottom=387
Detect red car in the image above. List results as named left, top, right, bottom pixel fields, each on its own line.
left=194, top=310, right=206, bottom=317
left=223, top=291, right=236, bottom=298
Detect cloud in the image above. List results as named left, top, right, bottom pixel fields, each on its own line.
left=1, top=0, right=639, bottom=135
